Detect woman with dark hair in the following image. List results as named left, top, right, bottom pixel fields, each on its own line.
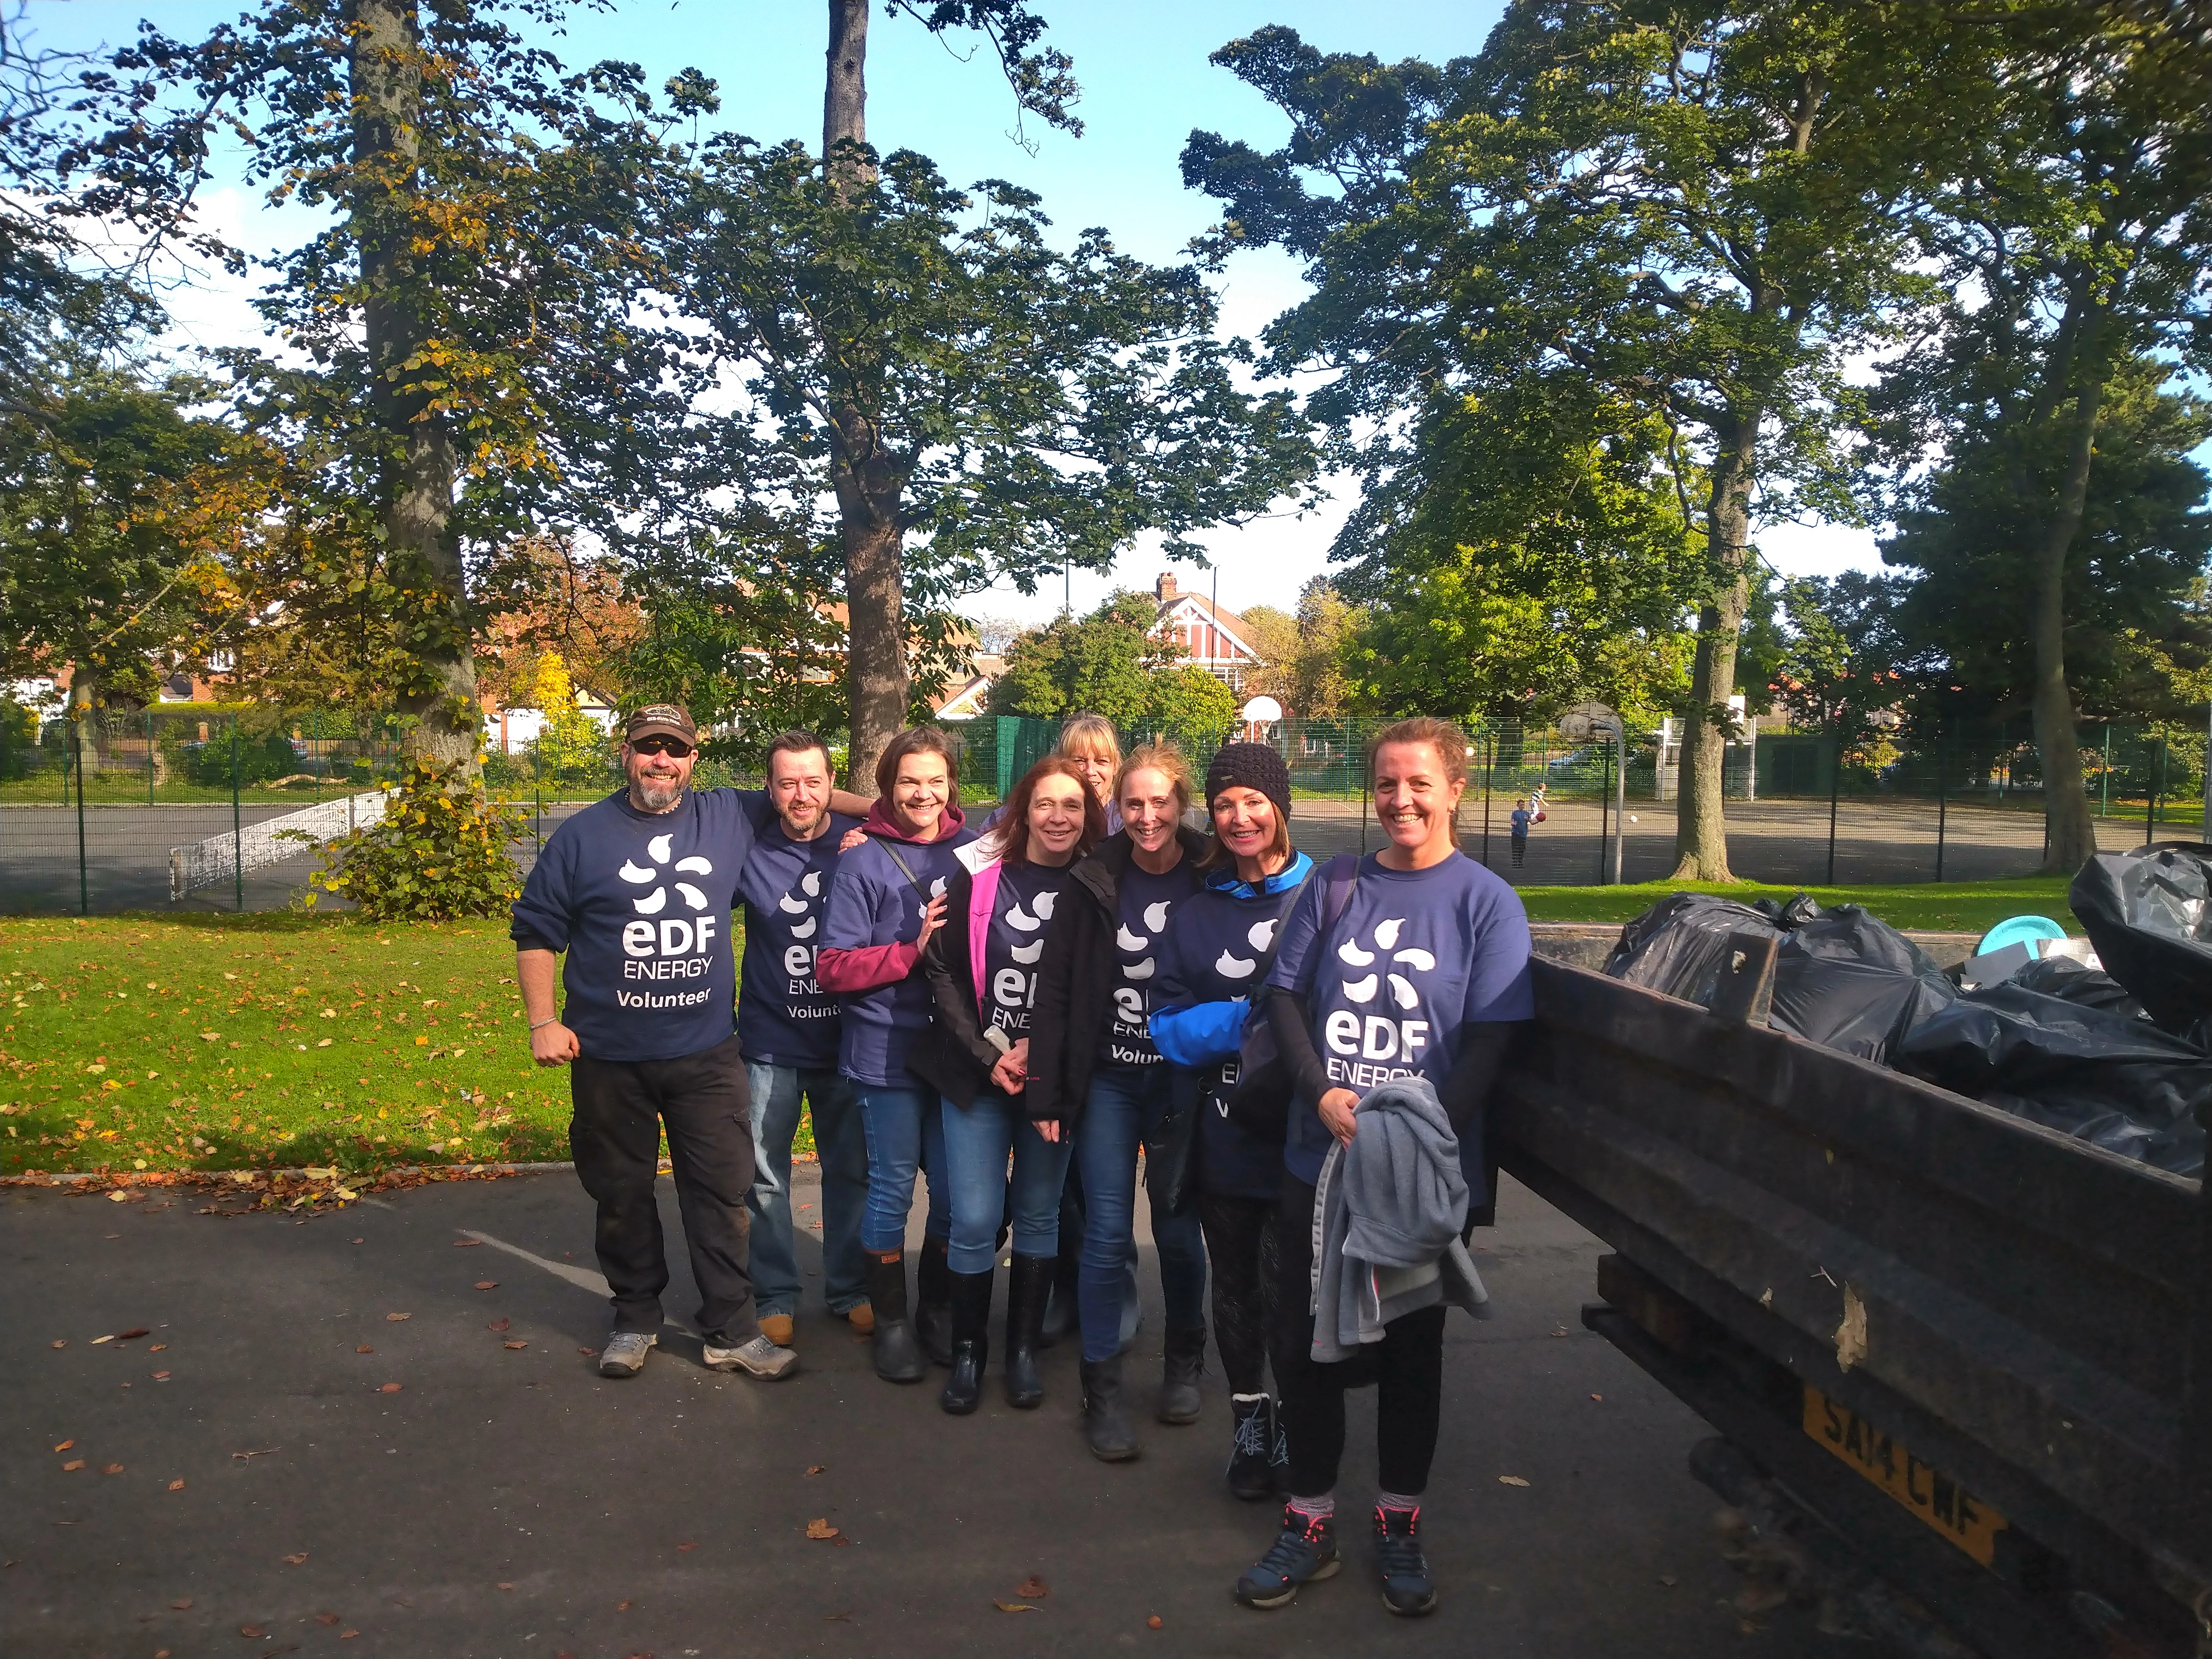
left=1233, top=717, right=1534, bottom=1620
left=817, top=726, right=978, bottom=1384
left=1028, top=743, right=1211, bottom=1461
left=1151, top=743, right=1313, bottom=1499
left=909, top=757, right=1104, bottom=1412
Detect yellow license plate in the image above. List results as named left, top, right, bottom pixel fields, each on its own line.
left=1803, top=1385, right=2009, bottom=1567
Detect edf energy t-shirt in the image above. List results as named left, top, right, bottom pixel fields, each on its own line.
left=1264, top=849, right=1533, bottom=1184
left=510, top=787, right=772, bottom=1063
left=1101, top=860, right=1201, bottom=1067
left=735, top=810, right=860, bottom=1069
left=982, top=861, right=1074, bottom=1039
left=820, top=827, right=979, bottom=1087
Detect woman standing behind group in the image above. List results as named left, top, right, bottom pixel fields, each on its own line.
left=1150, top=743, right=1313, bottom=1500
left=1028, top=744, right=1211, bottom=1460
left=910, top=758, right=1104, bottom=1413
left=816, top=726, right=977, bottom=1384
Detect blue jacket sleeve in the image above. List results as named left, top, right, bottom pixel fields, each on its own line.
left=1150, top=998, right=1250, bottom=1066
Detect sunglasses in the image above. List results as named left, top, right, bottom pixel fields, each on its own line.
left=631, top=737, right=695, bottom=758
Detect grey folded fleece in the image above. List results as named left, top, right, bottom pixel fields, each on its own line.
left=1309, top=1075, right=1492, bottom=1363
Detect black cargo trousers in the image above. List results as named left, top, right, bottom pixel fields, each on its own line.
left=569, top=1033, right=760, bottom=1346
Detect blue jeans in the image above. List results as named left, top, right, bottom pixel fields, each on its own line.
left=939, top=1090, right=1076, bottom=1273
left=1076, top=1064, right=1208, bottom=1363
left=744, top=1062, right=867, bottom=1318
left=857, top=1080, right=951, bottom=1255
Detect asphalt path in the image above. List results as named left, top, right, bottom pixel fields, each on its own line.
left=3, top=1168, right=1861, bottom=1658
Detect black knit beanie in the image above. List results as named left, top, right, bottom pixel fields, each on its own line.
left=1205, top=742, right=1292, bottom=822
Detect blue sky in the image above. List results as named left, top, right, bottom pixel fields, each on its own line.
left=26, top=0, right=1877, bottom=622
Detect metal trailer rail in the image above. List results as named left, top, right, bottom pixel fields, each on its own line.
left=1493, top=956, right=2210, bottom=1658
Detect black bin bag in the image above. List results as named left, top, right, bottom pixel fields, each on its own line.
left=1605, top=894, right=1954, bottom=1064
left=1768, top=906, right=1958, bottom=1065
left=2068, top=843, right=2212, bottom=1035
left=1896, top=982, right=2208, bottom=1178
left=1602, top=893, right=1781, bottom=1006
left=2007, top=953, right=2148, bottom=1020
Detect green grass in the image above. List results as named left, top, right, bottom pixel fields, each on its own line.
left=0, top=872, right=2080, bottom=1176
left=1518, top=873, right=2077, bottom=935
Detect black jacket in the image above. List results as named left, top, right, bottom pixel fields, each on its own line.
left=1027, top=826, right=1212, bottom=1132
left=908, top=863, right=1029, bottom=1115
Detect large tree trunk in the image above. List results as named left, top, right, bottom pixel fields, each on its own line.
left=1670, top=419, right=1758, bottom=882
left=2029, top=375, right=2102, bottom=874
left=351, top=0, right=477, bottom=773
left=824, top=0, right=873, bottom=195
left=821, top=0, right=906, bottom=782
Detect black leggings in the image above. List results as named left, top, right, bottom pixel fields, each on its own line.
left=1199, top=1193, right=1279, bottom=1397
left=1272, top=1174, right=1446, bottom=1499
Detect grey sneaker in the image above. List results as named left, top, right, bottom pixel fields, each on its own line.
left=703, top=1333, right=799, bottom=1380
left=598, top=1331, right=656, bottom=1377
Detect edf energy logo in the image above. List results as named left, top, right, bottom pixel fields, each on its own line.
left=776, top=867, right=825, bottom=982
left=1212, top=916, right=1278, bottom=981
left=990, top=886, right=1057, bottom=1031
left=1323, top=917, right=1438, bottom=1085
left=617, top=833, right=718, bottom=1006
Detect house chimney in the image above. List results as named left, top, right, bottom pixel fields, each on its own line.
left=1155, top=572, right=1177, bottom=602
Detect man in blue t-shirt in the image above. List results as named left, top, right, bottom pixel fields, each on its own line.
left=735, top=731, right=868, bottom=1348
left=512, top=704, right=870, bottom=1385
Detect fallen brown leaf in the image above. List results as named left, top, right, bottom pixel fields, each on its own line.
left=1017, top=1576, right=1049, bottom=1598
left=453, top=1239, right=482, bottom=1247
left=1498, top=1474, right=1530, bottom=1487
left=474, top=1280, right=498, bottom=1291
left=152, top=1371, right=171, bottom=1380
left=1147, top=1614, right=1163, bottom=1629
left=488, top=1318, right=511, bottom=1333
left=168, top=1479, right=186, bottom=1492
left=577, top=1346, right=594, bottom=1355
left=993, top=1599, right=1040, bottom=1613
left=805, top=1518, right=839, bottom=1540
left=283, top=1553, right=308, bottom=1566
left=61, top=1459, right=85, bottom=1471
left=503, top=1340, right=527, bottom=1351
left=240, top=1626, right=265, bottom=1638
left=52, top=1440, right=71, bottom=1452
left=497, top=1582, right=515, bottom=1591
left=103, top=1463, right=124, bottom=1474
left=384, top=1313, right=410, bottom=1323
left=1590, top=1392, right=1603, bottom=1402
left=114, top=1328, right=149, bottom=1340
left=676, top=1542, right=696, bottom=1552
left=171, top=1598, right=192, bottom=1610
left=805, top=1464, right=826, bottom=1476
left=616, top=1599, right=632, bottom=1611
left=316, top=1613, right=341, bottom=1625
left=378, top=1382, right=402, bottom=1394
left=339, top=1632, right=358, bottom=1640
left=49, top=1340, right=65, bottom=1349
left=355, top=1345, right=373, bottom=1354
left=90, top=1335, right=114, bottom=1346
left=149, top=1344, right=166, bottom=1353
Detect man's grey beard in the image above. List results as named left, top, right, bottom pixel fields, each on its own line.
left=631, top=776, right=685, bottom=812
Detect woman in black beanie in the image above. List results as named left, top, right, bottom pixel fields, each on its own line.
left=1152, top=742, right=1314, bottom=1497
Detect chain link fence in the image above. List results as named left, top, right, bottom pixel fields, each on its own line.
left=0, top=705, right=2191, bottom=913
left=950, top=712, right=2196, bottom=889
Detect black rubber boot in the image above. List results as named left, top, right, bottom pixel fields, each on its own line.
left=1158, top=1323, right=1206, bottom=1425
left=1226, top=1394, right=1276, bottom=1501
left=916, top=1235, right=954, bottom=1368
left=1079, top=1355, right=1139, bottom=1462
left=1003, top=1254, right=1053, bottom=1409
left=864, top=1251, right=925, bottom=1385
left=939, top=1268, right=993, bottom=1416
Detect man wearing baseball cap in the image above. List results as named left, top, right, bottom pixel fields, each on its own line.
left=511, top=702, right=872, bottom=1382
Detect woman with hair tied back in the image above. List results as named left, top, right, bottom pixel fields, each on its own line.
left=815, top=726, right=978, bottom=1385
left=1149, top=742, right=1314, bottom=1500
left=1233, top=717, right=1534, bottom=1622
left=908, top=757, right=1105, bottom=1413
left=1028, top=743, right=1212, bottom=1461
